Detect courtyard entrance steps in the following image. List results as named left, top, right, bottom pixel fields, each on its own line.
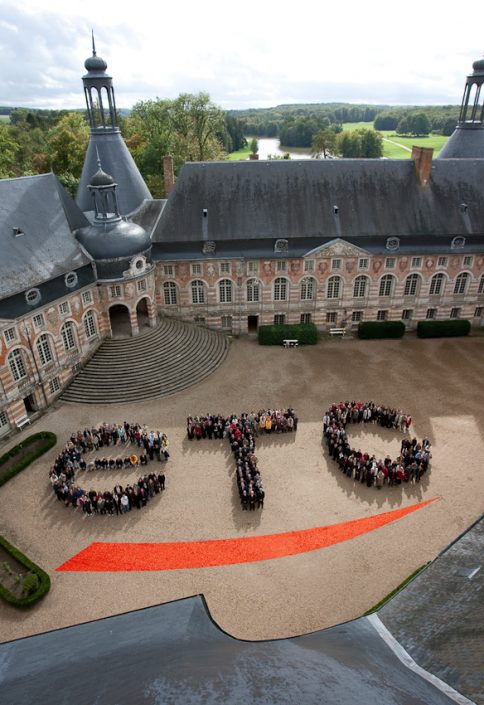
left=60, top=317, right=229, bottom=404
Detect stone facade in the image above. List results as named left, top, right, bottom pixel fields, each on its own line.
left=155, top=243, right=484, bottom=334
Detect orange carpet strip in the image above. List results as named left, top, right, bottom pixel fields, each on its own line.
left=56, top=498, right=437, bottom=572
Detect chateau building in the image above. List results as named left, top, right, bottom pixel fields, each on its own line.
left=0, top=44, right=483, bottom=436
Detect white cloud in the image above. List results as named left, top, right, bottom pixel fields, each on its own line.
left=1, top=0, right=483, bottom=109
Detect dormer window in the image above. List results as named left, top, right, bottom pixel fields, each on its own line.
left=64, top=272, right=78, bottom=288
left=451, top=236, right=466, bottom=249
left=386, top=237, right=400, bottom=251
left=25, top=288, right=41, bottom=306
left=13, top=227, right=24, bottom=237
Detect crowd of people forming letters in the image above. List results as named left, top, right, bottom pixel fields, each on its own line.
left=323, top=402, right=432, bottom=488
left=49, top=422, right=169, bottom=516
left=186, top=409, right=298, bottom=509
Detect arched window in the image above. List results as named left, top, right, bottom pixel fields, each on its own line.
left=83, top=311, right=97, bottom=339
left=8, top=349, right=27, bottom=381
left=300, top=277, right=315, bottom=301
left=353, top=275, right=368, bottom=298
left=163, top=282, right=178, bottom=306
left=379, top=274, right=395, bottom=297
left=36, top=333, right=53, bottom=365
left=429, top=273, right=445, bottom=296
left=191, top=280, right=205, bottom=305
left=219, top=279, right=233, bottom=304
left=327, top=276, right=342, bottom=299
left=454, top=272, right=470, bottom=295
left=247, top=278, right=260, bottom=303
left=404, top=273, right=420, bottom=297
left=61, top=321, right=76, bottom=351
left=274, top=277, right=288, bottom=301
left=479, top=275, right=484, bottom=295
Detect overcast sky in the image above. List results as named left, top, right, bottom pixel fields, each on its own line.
left=1, top=0, right=483, bottom=111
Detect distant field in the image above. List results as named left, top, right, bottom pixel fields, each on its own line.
left=342, top=122, right=448, bottom=158
left=0, top=115, right=10, bottom=123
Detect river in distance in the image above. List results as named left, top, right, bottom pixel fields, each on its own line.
left=254, top=137, right=312, bottom=160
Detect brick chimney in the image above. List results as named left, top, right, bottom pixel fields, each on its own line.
left=412, top=146, right=433, bottom=186
left=163, top=155, right=175, bottom=196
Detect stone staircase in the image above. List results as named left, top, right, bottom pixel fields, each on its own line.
left=61, top=318, right=229, bottom=404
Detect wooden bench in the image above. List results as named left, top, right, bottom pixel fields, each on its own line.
left=15, top=415, right=31, bottom=431
left=329, top=328, right=346, bottom=337
left=283, top=339, right=299, bottom=348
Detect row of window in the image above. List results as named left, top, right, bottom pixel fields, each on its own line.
left=162, top=272, right=483, bottom=307
left=193, top=304, right=484, bottom=333
left=3, top=298, right=97, bottom=346
left=110, top=280, right=146, bottom=298
left=7, top=313, right=97, bottom=382
left=272, top=306, right=483, bottom=327
left=165, top=255, right=475, bottom=279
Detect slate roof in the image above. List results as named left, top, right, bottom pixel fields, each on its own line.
left=0, top=596, right=462, bottom=705
left=152, top=159, right=484, bottom=247
left=0, top=264, right=96, bottom=320
left=77, top=131, right=152, bottom=216
left=0, top=174, right=91, bottom=299
left=437, top=125, right=484, bottom=159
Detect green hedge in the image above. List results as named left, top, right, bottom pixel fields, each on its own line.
left=0, top=535, right=51, bottom=607
left=0, top=431, right=57, bottom=488
left=416, top=319, right=471, bottom=338
left=258, top=323, right=318, bottom=345
left=358, top=321, right=405, bottom=339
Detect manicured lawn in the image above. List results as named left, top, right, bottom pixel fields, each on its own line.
left=342, top=122, right=449, bottom=158
left=227, top=144, right=251, bottom=161
left=380, top=130, right=448, bottom=158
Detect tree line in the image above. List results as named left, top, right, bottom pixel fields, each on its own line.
left=231, top=102, right=460, bottom=147
left=0, top=96, right=247, bottom=197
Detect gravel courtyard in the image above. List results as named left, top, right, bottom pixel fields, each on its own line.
left=0, top=335, right=483, bottom=643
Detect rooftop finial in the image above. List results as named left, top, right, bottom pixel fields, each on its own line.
left=95, top=146, right=102, bottom=170
left=92, top=29, right=96, bottom=56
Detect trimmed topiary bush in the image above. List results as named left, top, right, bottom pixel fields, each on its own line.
left=0, top=431, right=57, bottom=487
left=417, top=319, right=471, bottom=338
left=0, top=535, right=50, bottom=607
left=358, top=321, right=405, bottom=339
left=258, top=323, right=318, bottom=345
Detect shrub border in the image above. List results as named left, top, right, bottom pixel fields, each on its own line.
left=0, top=535, right=51, bottom=607
left=0, top=431, right=55, bottom=606
left=416, top=319, right=471, bottom=338
left=357, top=321, right=406, bottom=339
left=0, top=431, right=57, bottom=488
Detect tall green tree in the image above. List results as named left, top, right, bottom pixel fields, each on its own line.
left=311, top=128, right=337, bottom=159
left=409, top=112, right=431, bottom=136
left=357, top=128, right=383, bottom=158
left=169, top=92, right=225, bottom=162
left=335, top=128, right=383, bottom=158
left=0, top=124, right=21, bottom=178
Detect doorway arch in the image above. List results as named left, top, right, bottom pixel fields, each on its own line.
left=109, top=304, right=132, bottom=338
left=136, top=297, right=152, bottom=333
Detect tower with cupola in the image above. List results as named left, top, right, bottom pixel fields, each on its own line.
left=76, top=35, right=152, bottom=214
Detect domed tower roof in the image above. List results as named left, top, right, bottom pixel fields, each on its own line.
left=90, top=167, right=115, bottom=187
left=438, top=54, right=484, bottom=159
left=76, top=155, right=151, bottom=279
left=83, top=31, right=109, bottom=75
